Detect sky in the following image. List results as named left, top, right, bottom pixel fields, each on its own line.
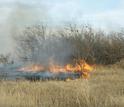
left=0, top=0, right=124, bottom=54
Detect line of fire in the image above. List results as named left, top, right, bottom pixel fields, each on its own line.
left=17, top=59, right=94, bottom=81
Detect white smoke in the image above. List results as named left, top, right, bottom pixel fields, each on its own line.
left=0, top=0, right=48, bottom=54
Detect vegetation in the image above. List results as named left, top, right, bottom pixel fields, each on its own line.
left=0, top=54, right=10, bottom=64
left=14, top=25, right=124, bottom=65
left=0, top=24, right=122, bottom=107
left=0, top=62, right=124, bottom=107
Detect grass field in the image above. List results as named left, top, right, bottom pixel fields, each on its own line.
left=0, top=62, right=124, bottom=107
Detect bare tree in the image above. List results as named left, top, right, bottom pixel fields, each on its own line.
left=13, top=25, right=73, bottom=65
left=14, top=24, right=124, bottom=65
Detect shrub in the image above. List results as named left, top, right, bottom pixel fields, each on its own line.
left=14, top=25, right=124, bottom=65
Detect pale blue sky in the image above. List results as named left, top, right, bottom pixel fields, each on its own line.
left=0, top=0, right=124, bottom=54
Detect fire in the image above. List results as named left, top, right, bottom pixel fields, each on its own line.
left=18, top=60, right=93, bottom=79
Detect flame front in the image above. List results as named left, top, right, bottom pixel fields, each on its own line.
left=18, top=60, right=93, bottom=79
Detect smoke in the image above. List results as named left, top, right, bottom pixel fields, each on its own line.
left=1, top=0, right=48, bottom=55
left=1, top=0, right=77, bottom=64
left=35, top=35, right=73, bottom=66
left=0, top=0, right=82, bottom=54
left=7, top=1, right=77, bottom=65
left=8, top=1, right=48, bottom=34
left=15, top=26, right=74, bottom=66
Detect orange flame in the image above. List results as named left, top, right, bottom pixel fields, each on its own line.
left=18, top=60, right=94, bottom=79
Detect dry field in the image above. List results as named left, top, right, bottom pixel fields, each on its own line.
left=0, top=62, right=124, bottom=107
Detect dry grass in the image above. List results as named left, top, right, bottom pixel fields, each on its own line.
left=0, top=64, right=124, bottom=107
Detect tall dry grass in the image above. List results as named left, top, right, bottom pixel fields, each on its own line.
left=0, top=62, right=123, bottom=107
